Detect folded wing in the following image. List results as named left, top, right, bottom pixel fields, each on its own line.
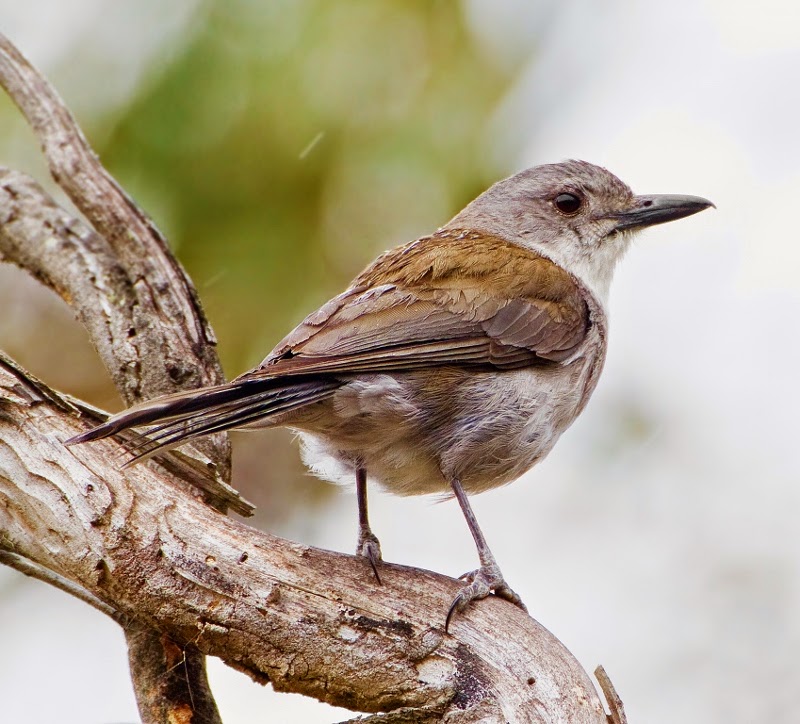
left=67, top=229, right=591, bottom=462
left=250, top=228, right=590, bottom=379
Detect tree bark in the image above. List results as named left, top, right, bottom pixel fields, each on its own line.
left=0, top=352, right=609, bottom=721
left=0, top=31, right=624, bottom=723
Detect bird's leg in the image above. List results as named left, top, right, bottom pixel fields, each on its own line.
left=355, top=466, right=382, bottom=584
left=445, top=477, right=527, bottom=632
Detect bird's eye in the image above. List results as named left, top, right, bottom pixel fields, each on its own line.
left=553, top=192, right=582, bottom=215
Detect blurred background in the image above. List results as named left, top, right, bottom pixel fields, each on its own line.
left=0, top=0, right=798, bottom=722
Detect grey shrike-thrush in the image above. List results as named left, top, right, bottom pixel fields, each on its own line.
left=67, top=160, right=713, bottom=629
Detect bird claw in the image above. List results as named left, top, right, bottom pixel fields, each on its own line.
left=445, top=563, right=527, bottom=632
left=356, top=528, right=383, bottom=585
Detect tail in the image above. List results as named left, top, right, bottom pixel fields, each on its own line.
left=66, top=376, right=340, bottom=465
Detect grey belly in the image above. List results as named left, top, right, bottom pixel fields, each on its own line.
left=290, top=362, right=593, bottom=497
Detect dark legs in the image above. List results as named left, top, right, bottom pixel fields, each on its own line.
left=354, top=469, right=524, bottom=628
left=446, top=477, right=527, bottom=631
left=355, top=466, right=382, bottom=584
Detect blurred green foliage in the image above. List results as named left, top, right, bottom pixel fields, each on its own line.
left=101, top=0, right=526, bottom=372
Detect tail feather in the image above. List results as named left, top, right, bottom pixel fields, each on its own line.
left=66, top=377, right=342, bottom=464
left=121, top=382, right=339, bottom=465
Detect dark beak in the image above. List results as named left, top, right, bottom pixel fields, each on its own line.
left=613, top=194, right=714, bottom=232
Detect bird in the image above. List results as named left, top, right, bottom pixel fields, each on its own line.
left=67, top=160, right=713, bottom=630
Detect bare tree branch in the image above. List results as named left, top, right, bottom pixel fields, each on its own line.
left=127, top=623, right=223, bottom=724
left=0, top=352, right=610, bottom=722
left=0, top=548, right=121, bottom=622
left=0, top=31, right=229, bottom=473
left=0, top=30, right=237, bottom=721
left=0, top=550, right=220, bottom=724
left=0, top=168, right=252, bottom=517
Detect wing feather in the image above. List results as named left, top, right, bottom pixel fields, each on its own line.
left=67, top=229, right=593, bottom=457
left=240, top=229, right=591, bottom=382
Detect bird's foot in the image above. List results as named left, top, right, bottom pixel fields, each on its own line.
left=445, top=561, right=527, bottom=632
left=356, top=527, right=383, bottom=585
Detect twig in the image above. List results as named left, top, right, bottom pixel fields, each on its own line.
left=595, top=665, right=628, bottom=724
left=0, top=549, right=122, bottom=622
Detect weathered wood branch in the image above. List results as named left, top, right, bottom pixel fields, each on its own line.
left=0, top=167, right=250, bottom=517
left=0, top=353, right=609, bottom=722
left=0, top=31, right=623, bottom=723
left=0, top=30, right=236, bottom=721
left=0, top=31, right=229, bottom=474
left=127, top=622, right=224, bottom=724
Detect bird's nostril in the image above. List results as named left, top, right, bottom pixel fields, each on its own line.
left=642, top=200, right=653, bottom=207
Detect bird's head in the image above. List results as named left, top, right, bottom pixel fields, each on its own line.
left=446, top=160, right=713, bottom=305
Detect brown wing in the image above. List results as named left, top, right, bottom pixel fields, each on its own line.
left=238, top=229, right=590, bottom=381
left=67, top=229, right=591, bottom=459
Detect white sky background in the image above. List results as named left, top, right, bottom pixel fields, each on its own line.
left=1, top=1, right=799, bottom=722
